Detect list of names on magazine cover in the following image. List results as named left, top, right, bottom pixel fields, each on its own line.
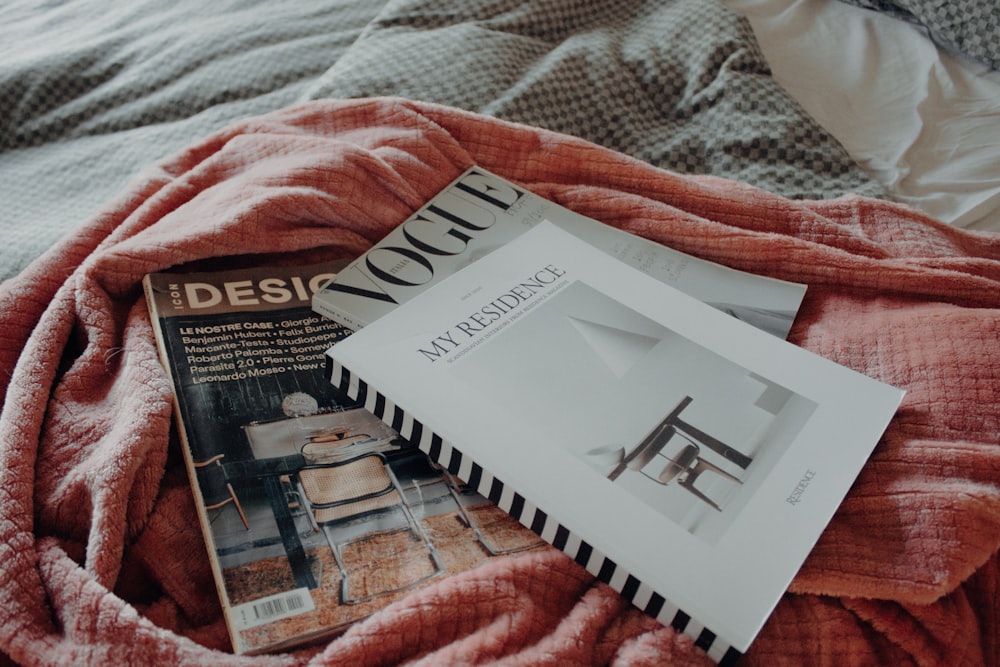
left=177, top=313, right=343, bottom=384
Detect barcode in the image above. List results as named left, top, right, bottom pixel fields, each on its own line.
left=233, top=588, right=315, bottom=630
left=253, top=592, right=305, bottom=619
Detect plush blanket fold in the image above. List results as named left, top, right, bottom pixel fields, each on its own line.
left=1, top=98, right=998, bottom=666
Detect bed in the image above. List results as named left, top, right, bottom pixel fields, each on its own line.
left=1, top=1, right=997, bottom=665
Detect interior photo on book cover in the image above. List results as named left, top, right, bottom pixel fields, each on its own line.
left=451, top=280, right=818, bottom=545
left=326, top=222, right=904, bottom=654
left=144, top=263, right=543, bottom=655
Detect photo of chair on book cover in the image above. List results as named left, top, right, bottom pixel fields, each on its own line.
left=452, top=280, right=818, bottom=545
left=205, top=405, right=543, bottom=649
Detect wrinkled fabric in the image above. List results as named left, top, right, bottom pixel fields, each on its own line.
left=0, top=98, right=997, bottom=666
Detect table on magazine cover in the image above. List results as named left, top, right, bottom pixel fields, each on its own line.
left=223, top=454, right=318, bottom=590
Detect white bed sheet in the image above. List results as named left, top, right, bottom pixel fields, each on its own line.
left=726, top=0, right=1000, bottom=233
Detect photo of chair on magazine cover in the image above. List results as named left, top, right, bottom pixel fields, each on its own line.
left=452, top=280, right=819, bottom=544
left=593, top=395, right=751, bottom=513
left=227, top=407, right=544, bottom=620
left=193, top=454, right=251, bottom=531
left=297, top=452, right=445, bottom=605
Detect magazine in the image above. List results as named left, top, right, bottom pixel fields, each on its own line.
left=312, top=166, right=807, bottom=339
left=143, top=262, right=543, bottom=655
left=325, top=222, right=905, bottom=663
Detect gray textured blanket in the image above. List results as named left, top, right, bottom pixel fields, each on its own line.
left=0, top=0, right=884, bottom=282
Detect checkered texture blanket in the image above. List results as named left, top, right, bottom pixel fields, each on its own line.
left=0, top=0, right=883, bottom=283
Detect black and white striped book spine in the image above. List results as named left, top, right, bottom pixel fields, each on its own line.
left=326, top=355, right=742, bottom=666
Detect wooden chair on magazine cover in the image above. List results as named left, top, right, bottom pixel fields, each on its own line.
left=591, top=427, right=744, bottom=512
left=645, top=430, right=743, bottom=512
left=193, top=454, right=250, bottom=530
left=297, top=452, right=444, bottom=604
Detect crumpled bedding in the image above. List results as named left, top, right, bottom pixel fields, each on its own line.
left=728, top=0, right=1000, bottom=234
left=0, top=0, right=885, bottom=284
left=1, top=97, right=998, bottom=666
left=0, top=0, right=384, bottom=283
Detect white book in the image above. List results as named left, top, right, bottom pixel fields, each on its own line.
left=325, top=221, right=904, bottom=662
left=313, top=166, right=806, bottom=340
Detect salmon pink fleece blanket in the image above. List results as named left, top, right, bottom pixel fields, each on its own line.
left=1, top=98, right=998, bottom=666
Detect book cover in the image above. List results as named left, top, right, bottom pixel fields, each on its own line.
left=312, top=166, right=807, bottom=339
left=325, top=222, right=905, bottom=663
left=143, top=262, right=543, bottom=655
